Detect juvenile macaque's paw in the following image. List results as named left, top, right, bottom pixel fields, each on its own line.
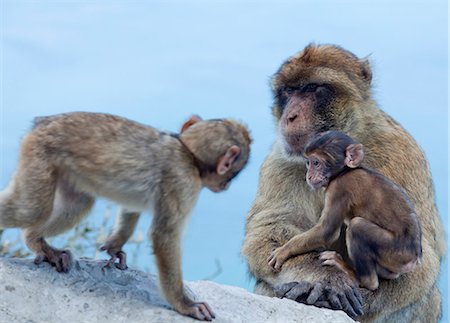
left=34, top=249, right=73, bottom=273
left=267, top=247, right=289, bottom=272
left=100, top=242, right=128, bottom=270
left=179, top=301, right=216, bottom=321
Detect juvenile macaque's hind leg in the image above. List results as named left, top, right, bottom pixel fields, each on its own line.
left=24, top=180, right=95, bottom=273
left=0, top=150, right=57, bottom=228
left=376, top=264, right=400, bottom=280
left=24, top=230, right=73, bottom=273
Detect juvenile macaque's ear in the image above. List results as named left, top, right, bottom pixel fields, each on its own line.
left=181, top=115, right=202, bottom=133
left=345, top=143, right=364, bottom=168
left=216, top=145, right=241, bottom=175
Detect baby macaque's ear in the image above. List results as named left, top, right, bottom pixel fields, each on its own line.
left=216, top=145, right=241, bottom=175
left=181, top=115, right=202, bottom=133
left=345, top=143, right=364, bottom=168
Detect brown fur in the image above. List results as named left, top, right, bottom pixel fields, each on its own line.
left=0, top=112, right=251, bottom=321
left=268, top=131, right=422, bottom=291
left=242, top=44, right=444, bottom=321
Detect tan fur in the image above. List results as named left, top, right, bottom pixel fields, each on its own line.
left=242, top=44, right=444, bottom=321
left=0, top=112, right=251, bottom=321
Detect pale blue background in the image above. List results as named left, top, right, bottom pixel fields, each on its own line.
left=1, top=0, right=447, bottom=321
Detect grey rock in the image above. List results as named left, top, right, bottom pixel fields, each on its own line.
left=0, top=257, right=355, bottom=323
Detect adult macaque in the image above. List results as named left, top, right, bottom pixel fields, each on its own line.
left=0, top=112, right=251, bottom=321
left=241, top=44, right=444, bottom=321
left=267, top=131, right=422, bottom=291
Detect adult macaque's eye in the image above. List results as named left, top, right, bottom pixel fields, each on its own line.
left=284, top=87, right=296, bottom=94
left=313, top=160, right=320, bottom=167
left=302, top=83, right=319, bottom=93
left=306, top=160, right=310, bottom=167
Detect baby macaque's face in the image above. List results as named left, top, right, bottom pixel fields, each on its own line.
left=305, top=154, right=331, bottom=190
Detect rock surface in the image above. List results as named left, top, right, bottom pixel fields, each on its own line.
left=0, top=257, right=355, bottom=323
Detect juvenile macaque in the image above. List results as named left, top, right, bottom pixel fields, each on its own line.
left=267, top=131, right=422, bottom=291
left=0, top=112, right=251, bottom=321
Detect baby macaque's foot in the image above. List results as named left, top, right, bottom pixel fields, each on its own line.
left=320, top=251, right=357, bottom=283
left=100, top=243, right=128, bottom=270
left=267, top=247, right=289, bottom=272
left=34, top=248, right=73, bottom=273
left=359, top=275, right=379, bottom=291
left=319, top=250, right=344, bottom=266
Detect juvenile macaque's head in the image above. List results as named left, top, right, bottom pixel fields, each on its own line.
left=303, top=131, right=364, bottom=190
left=180, top=115, right=252, bottom=192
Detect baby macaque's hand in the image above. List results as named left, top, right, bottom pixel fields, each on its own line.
left=267, top=247, right=289, bottom=272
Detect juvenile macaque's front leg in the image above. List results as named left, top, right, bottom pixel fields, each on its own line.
left=101, top=209, right=140, bottom=270
left=151, top=210, right=215, bottom=321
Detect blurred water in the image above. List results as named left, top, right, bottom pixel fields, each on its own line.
left=1, top=1, right=447, bottom=321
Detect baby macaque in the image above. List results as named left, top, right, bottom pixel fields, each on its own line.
left=267, top=131, right=422, bottom=290
left=0, top=112, right=251, bottom=321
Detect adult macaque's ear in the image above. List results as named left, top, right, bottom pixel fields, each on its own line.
left=345, top=143, right=364, bottom=168
left=216, top=145, right=241, bottom=175
left=181, top=115, right=202, bottom=133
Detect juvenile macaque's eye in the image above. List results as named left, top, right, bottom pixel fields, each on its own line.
left=306, top=160, right=310, bottom=167
left=313, top=160, right=320, bottom=167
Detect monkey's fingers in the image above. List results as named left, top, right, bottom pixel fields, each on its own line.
left=34, top=254, right=47, bottom=265
left=115, top=251, right=128, bottom=270
left=337, top=292, right=359, bottom=318
left=196, top=302, right=215, bottom=321
left=52, top=250, right=72, bottom=273
left=306, top=282, right=324, bottom=304
left=103, top=255, right=117, bottom=269
left=267, top=254, right=278, bottom=270
left=314, top=300, right=331, bottom=309
left=284, top=281, right=314, bottom=301
left=345, top=287, right=363, bottom=316
left=274, top=282, right=299, bottom=297
left=319, top=250, right=340, bottom=260
left=321, top=259, right=338, bottom=267
left=185, top=303, right=214, bottom=321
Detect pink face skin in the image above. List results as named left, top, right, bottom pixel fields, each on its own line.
left=305, top=156, right=330, bottom=190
